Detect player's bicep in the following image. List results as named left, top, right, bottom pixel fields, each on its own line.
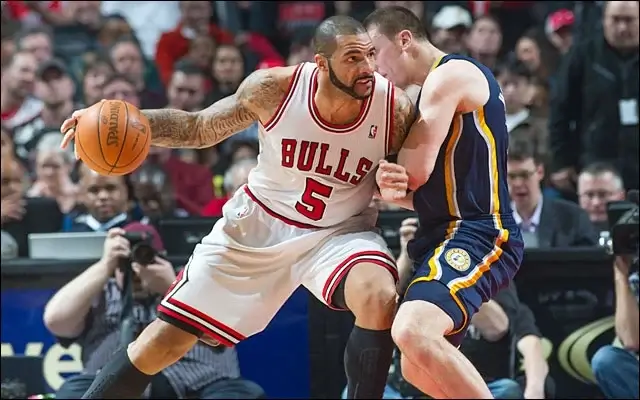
left=196, top=69, right=283, bottom=147
left=388, top=87, right=417, bottom=155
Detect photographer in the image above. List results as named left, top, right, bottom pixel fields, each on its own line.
left=590, top=255, right=639, bottom=399
left=43, top=224, right=264, bottom=399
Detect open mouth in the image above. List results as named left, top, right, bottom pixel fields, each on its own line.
left=356, top=78, right=373, bottom=86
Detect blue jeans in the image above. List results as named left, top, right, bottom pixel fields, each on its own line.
left=487, top=378, right=523, bottom=399
left=591, top=345, right=639, bottom=399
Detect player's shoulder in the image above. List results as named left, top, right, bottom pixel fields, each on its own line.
left=242, top=64, right=303, bottom=94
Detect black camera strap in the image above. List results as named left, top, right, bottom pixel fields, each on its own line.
left=119, top=263, right=137, bottom=347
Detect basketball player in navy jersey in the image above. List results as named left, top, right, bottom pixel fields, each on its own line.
left=364, top=7, right=524, bottom=399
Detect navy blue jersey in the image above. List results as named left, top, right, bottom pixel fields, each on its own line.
left=408, top=54, right=516, bottom=261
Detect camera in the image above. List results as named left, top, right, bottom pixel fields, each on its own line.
left=121, top=232, right=156, bottom=267
left=605, top=193, right=639, bottom=256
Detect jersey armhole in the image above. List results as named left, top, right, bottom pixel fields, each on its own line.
left=262, top=63, right=305, bottom=132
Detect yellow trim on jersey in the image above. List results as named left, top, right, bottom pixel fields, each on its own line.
left=431, top=55, right=445, bottom=72
left=403, top=107, right=510, bottom=338
left=404, top=115, right=463, bottom=291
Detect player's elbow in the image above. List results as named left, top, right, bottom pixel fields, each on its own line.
left=407, top=170, right=430, bottom=191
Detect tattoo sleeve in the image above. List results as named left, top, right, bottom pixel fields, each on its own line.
left=144, top=69, right=285, bottom=148
left=389, top=88, right=418, bottom=155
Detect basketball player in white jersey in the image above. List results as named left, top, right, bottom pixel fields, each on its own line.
left=60, top=16, right=417, bottom=399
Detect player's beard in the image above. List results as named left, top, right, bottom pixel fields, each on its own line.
left=327, top=61, right=372, bottom=100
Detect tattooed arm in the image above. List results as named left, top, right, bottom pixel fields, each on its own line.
left=388, top=87, right=418, bottom=155
left=145, top=67, right=291, bottom=148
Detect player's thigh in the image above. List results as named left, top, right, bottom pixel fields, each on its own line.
left=403, top=229, right=517, bottom=346
left=157, top=211, right=304, bottom=346
left=301, top=230, right=397, bottom=311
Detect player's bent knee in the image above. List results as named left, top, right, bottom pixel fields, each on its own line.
left=344, top=262, right=397, bottom=328
left=127, top=318, right=199, bottom=375
left=391, top=300, right=454, bottom=351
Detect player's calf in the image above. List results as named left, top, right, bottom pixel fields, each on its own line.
left=341, top=262, right=397, bottom=399
left=82, top=319, right=199, bottom=398
left=392, top=300, right=493, bottom=399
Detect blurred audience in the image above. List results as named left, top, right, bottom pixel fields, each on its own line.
left=166, top=61, right=207, bottom=112
left=465, top=15, right=502, bottom=70
left=577, top=162, right=627, bottom=232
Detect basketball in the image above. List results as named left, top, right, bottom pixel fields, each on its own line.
left=74, top=100, right=151, bottom=176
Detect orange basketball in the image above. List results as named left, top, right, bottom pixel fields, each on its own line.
left=74, top=100, right=151, bottom=176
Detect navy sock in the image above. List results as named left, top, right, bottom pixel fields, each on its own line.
left=82, top=347, right=153, bottom=399
left=344, top=326, right=394, bottom=399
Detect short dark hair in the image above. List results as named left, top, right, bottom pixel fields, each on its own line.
left=173, top=59, right=205, bottom=76
left=494, top=55, right=532, bottom=80
left=363, top=6, right=429, bottom=41
left=13, top=25, right=52, bottom=49
left=313, top=15, right=367, bottom=57
left=101, top=73, right=136, bottom=90
left=581, top=162, right=623, bottom=180
left=508, top=136, right=541, bottom=164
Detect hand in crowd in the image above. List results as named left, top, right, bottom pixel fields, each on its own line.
left=614, top=255, right=633, bottom=277
left=376, top=160, right=409, bottom=201
left=550, top=167, right=576, bottom=192
left=524, top=384, right=546, bottom=399
left=399, top=217, right=419, bottom=252
left=101, top=228, right=131, bottom=272
left=0, top=195, right=25, bottom=224
left=132, top=256, right=177, bottom=295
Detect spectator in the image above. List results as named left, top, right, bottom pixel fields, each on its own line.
left=14, top=25, right=53, bottom=65
left=591, top=255, right=639, bottom=399
left=430, top=5, right=473, bottom=55
left=108, top=37, right=167, bottom=109
left=549, top=1, right=639, bottom=192
left=0, top=229, right=19, bottom=260
left=208, top=44, right=246, bottom=103
left=66, top=164, right=133, bottom=232
left=183, top=34, right=217, bottom=76
left=51, top=1, right=102, bottom=64
left=545, top=8, right=575, bottom=55
left=1, top=127, right=16, bottom=159
left=0, top=157, right=26, bottom=227
left=515, top=28, right=560, bottom=85
left=101, top=1, right=181, bottom=60
left=495, top=57, right=547, bottom=146
left=166, top=61, right=207, bottom=112
left=27, top=133, right=77, bottom=214
left=130, top=163, right=186, bottom=224
left=13, top=59, right=76, bottom=164
left=227, top=139, right=259, bottom=164
left=507, top=136, right=598, bottom=248
left=0, top=51, right=42, bottom=131
left=97, top=14, right=135, bottom=50
left=43, top=225, right=265, bottom=399
left=79, top=54, right=115, bottom=106
left=0, top=14, right=21, bottom=68
left=465, top=15, right=503, bottom=71
left=577, top=162, right=627, bottom=232
left=101, top=73, right=141, bottom=108
left=286, top=27, right=316, bottom=66
left=202, top=157, right=257, bottom=217
left=155, top=1, right=233, bottom=87
left=145, top=147, right=214, bottom=216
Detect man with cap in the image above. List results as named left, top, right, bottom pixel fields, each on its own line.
left=431, top=5, right=473, bottom=55
left=546, top=9, right=575, bottom=54
left=43, top=223, right=265, bottom=399
left=12, top=58, right=77, bottom=164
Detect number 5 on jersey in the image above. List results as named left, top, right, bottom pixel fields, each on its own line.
left=295, top=177, right=334, bottom=221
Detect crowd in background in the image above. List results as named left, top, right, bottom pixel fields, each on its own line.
left=0, top=1, right=638, bottom=399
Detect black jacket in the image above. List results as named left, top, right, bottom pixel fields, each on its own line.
left=548, top=35, right=639, bottom=189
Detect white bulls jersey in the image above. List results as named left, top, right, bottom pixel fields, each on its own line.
left=247, top=62, right=395, bottom=227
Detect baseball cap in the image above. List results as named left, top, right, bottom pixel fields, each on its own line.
left=123, top=222, right=165, bottom=253
left=36, top=58, right=70, bottom=80
left=546, top=9, right=574, bottom=35
left=432, top=6, right=473, bottom=30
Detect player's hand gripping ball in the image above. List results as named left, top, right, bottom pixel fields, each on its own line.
left=60, top=100, right=151, bottom=176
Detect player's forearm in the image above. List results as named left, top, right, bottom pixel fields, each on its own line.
left=614, top=271, right=640, bottom=350
left=471, top=300, right=509, bottom=341
left=43, top=260, right=111, bottom=337
left=143, top=109, right=207, bottom=149
left=396, top=251, right=414, bottom=294
left=517, top=335, right=549, bottom=387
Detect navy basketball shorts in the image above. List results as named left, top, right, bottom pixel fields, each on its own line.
left=403, top=219, right=524, bottom=346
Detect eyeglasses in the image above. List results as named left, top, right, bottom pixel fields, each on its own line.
left=507, top=170, right=537, bottom=181
left=579, top=190, right=616, bottom=200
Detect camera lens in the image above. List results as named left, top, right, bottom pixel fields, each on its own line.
left=131, top=243, right=156, bottom=265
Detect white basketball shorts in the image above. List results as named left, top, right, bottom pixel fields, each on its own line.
left=157, top=186, right=397, bottom=347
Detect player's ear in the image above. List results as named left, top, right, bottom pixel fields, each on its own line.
left=314, top=54, right=328, bottom=72
left=398, top=30, right=413, bottom=50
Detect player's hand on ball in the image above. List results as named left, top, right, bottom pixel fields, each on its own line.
left=376, top=160, right=409, bottom=201
left=60, top=101, right=104, bottom=158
